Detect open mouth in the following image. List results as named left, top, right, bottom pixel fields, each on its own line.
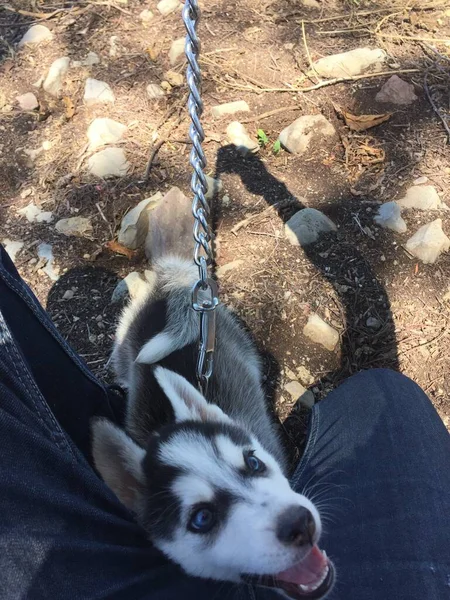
left=244, top=545, right=335, bottom=600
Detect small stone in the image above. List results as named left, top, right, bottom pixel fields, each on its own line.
left=313, top=47, right=386, bottom=78
left=279, top=114, right=336, bottom=155
left=413, top=176, right=428, bottom=185
left=23, top=147, right=43, bottom=162
left=303, top=313, right=339, bottom=351
left=169, top=37, right=185, bottom=65
left=43, top=57, right=70, bottom=96
left=140, top=9, right=154, bottom=22
left=83, top=78, right=115, bottom=106
left=62, top=289, right=75, bottom=300
left=285, top=368, right=297, bottom=380
left=366, top=316, right=382, bottom=329
left=222, top=194, right=231, bottom=207
left=87, top=118, right=127, bottom=151
left=71, top=51, right=101, bottom=68
left=211, top=101, right=250, bottom=118
left=405, top=219, right=450, bottom=264
left=226, top=121, right=259, bottom=155
left=285, top=208, right=337, bottom=246
left=1, top=239, right=24, bottom=262
left=397, top=186, right=443, bottom=211
left=19, top=25, right=53, bottom=47
left=16, top=92, right=39, bottom=111
left=443, top=287, right=450, bottom=302
left=374, top=202, right=407, bottom=233
left=205, top=175, right=223, bottom=200
left=157, top=0, right=182, bottom=16
left=217, top=260, right=244, bottom=278
left=284, top=380, right=307, bottom=400
left=164, top=71, right=184, bottom=87
left=297, top=365, right=314, bottom=386
left=118, top=192, right=163, bottom=249
left=18, top=203, right=53, bottom=223
left=42, top=140, right=52, bottom=151
left=375, top=75, right=417, bottom=105
left=37, top=243, right=59, bottom=281
left=55, top=216, right=93, bottom=238
left=146, top=83, right=165, bottom=100
left=302, top=0, right=320, bottom=7
left=87, top=147, right=130, bottom=178
left=111, top=272, right=149, bottom=303
left=20, top=188, right=32, bottom=199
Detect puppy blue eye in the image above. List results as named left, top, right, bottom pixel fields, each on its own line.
left=189, top=507, right=215, bottom=533
left=245, top=452, right=265, bottom=473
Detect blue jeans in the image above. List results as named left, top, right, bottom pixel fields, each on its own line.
left=0, top=244, right=449, bottom=600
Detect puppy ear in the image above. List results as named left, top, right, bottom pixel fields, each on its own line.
left=154, top=367, right=230, bottom=424
left=91, top=419, right=146, bottom=511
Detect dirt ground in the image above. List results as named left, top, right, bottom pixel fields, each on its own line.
left=1, top=0, right=449, bottom=462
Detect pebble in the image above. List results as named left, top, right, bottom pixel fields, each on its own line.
left=62, top=289, right=75, bottom=300
left=279, top=114, right=336, bottom=155
left=284, top=380, right=307, bottom=400
left=111, top=272, right=149, bottom=303
left=226, top=121, right=259, bottom=154
left=297, top=365, right=314, bottom=386
left=169, top=37, right=185, bottom=65
left=413, top=176, right=428, bottom=185
left=43, top=57, right=70, bottom=96
left=71, top=51, right=100, bottom=68
left=118, top=192, right=163, bottom=249
left=217, top=260, right=244, bottom=278
left=366, top=316, right=382, bottom=329
left=313, top=47, right=386, bottom=78
left=2, top=239, right=24, bottom=262
left=140, top=9, right=154, bottom=22
left=87, top=117, right=127, bottom=151
left=83, top=78, right=115, bottom=106
left=302, top=0, right=321, bottom=7
left=285, top=208, right=337, bottom=246
left=19, top=25, right=53, bottom=47
left=164, top=71, right=184, bottom=87
left=16, top=92, right=39, bottom=111
left=211, top=100, right=250, bottom=118
left=397, top=185, right=444, bottom=211
left=87, top=147, right=130, bottom=178
left=18, top=203, right=53, bottom=223
left=205, top=175, right=223, bottom=200
left=222, top=194, right=231, bottom=207
left=375, top=75, right=417, bottom=105
left=37, top=243, right=59, bottom=281
left=146, top=83, right=165, bottom=100
left=405, top=219, right=450, bottom=264
left=157, top=0, right=182, bottom=16
left=303, top=313, right=339, bottom=351
left=55, top=216, right=93, bottom=238
left=374, top=202, right=407, bottom=233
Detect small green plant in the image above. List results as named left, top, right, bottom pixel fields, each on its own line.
left=272, top=139, right=281, bottom=155
left=257, top=129, right=269, bottom=147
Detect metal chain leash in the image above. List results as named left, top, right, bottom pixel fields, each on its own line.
left=183, top=0, right=219, bottom=394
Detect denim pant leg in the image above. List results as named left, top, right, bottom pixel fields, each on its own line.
left=287, top=369, right=450, bottom=600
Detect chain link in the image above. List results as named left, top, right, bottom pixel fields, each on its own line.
left=183, top=0, right=219, bottom=393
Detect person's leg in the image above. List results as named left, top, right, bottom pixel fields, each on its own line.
left=287, top=369, right=450, bottom=600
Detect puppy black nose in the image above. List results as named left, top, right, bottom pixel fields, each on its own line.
left=276, top=506, right=315, bottom=546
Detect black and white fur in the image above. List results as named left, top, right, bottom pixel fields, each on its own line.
left=92, top=256, right=323, bottom=585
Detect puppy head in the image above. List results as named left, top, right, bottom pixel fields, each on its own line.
left=92, top=368, right=333, bottom=598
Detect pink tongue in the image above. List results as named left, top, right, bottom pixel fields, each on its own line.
left=276, top=545, right=327, bottom=586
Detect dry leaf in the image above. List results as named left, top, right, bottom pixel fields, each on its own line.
left=62, top=96, right=75, bottom=120
left=343, top=110, right=391, bottom=131
left=105, top=240, right=135, bottom=260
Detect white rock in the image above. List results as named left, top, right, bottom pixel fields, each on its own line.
left=140, top=9, right=154, bottom=22
left=169, top=37, right=185, bottom=66
left=375, top=75, right=417, bottom=105
left=212, top=101, right=250, bottom=118
left=303, top=313, right=339, bottom=351
left=118, top=192, right=163, bottom=249
left=83, top=78, right=115, bottom=106
left=413, top=176, right=428, bottom=185
left=397, top=186, right=444, bottom=211
left=279, top=114, right=336, bottom=155
left=111, top=272, right=149, bottom=303
left=205, top=175, right=223, bottom=200
left=285, top=380, right=307, bottom=400
left=2, top=239, right=24, bottom=262
left=217, top=260, right=244, bottom=278
left=405, top=219, right=450, bottom=264
left=146, top=83, right=165, bottom=100
left=55, top=216, right=93, bottom=238
left=313, top=47, right=386, bottom=78
left=18, top=203, right=53, bottom=223
left=87, top=147, right=130, bottom=178
left=226, top=121, right=259, bottom=154
left=87, top=118, right=127, bottom=151
left=43, top=57, right=70, bottom=96
left=16, top=92, right=39, bottom=111
left=157, top=0, right=181, bottom=16
left=37, top=243, right=59, bottom=281
left=71, top=51, right=101, bottom=68
left=297, top=365, right=314, bottom=386
left=374, top=202, right=407, bottom=233
left=62, top=289, right=75, bottom=300
left=302, top=0, right=321, bottom=7
left=19, top=25, right=53, bottom=47
left=285, top=208, right=337, bottom=246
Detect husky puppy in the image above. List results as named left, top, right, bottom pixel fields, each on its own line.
left=92, top=256, right=334, bottom=599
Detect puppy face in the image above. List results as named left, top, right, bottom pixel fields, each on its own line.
left=92, top=368, right=333, bottom=598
